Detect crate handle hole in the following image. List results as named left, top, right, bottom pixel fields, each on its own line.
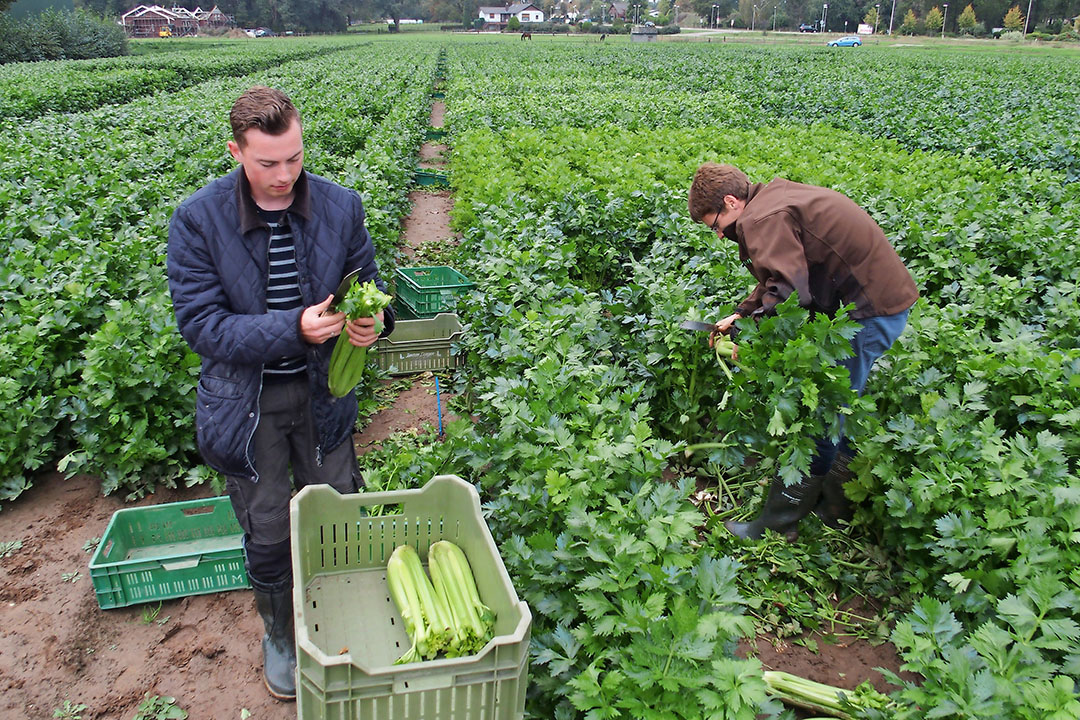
left=102, top=539, right=114, bottom=556
left=314, top=623, right=319, bottom=632
left=312, top=600, right=317, bottom=608
left=181, top=505, right=215, bottom=516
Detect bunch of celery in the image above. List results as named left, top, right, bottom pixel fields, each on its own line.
left=386, top=541, right=496, bottom=664
left=327, top=279, right=392, bottom=398
left=713, top=333, right=738, bottom=381
left=762, top=671, right=895, bottom=719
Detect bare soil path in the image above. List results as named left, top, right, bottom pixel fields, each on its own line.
left=0, top=471, right=292, bottom=720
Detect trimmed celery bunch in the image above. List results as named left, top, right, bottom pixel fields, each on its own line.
left=327, top=279, right=392, bottom=398
left=386, top=544, right=453, bottom=664
left=762, top=671, right=895, bottom=718
left=429, top=540, right=496, bottom=656
left=386, top=541, right=497, bottom=665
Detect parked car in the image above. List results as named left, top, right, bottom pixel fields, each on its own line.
left=798, top=23, right=817, bottom=32
left=827, top=35, right=862, bottom=46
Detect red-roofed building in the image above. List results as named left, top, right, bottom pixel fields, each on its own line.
left=120, top=4, right=232, bottom=37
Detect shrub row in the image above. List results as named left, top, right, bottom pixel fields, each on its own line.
left=0, top=9, right=127, bottom=64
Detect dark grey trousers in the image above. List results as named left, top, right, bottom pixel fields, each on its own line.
left=226, top=377, right=358, bottom=585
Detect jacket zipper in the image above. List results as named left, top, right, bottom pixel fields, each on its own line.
left=292, top=214, right=324, bottom=468
left=245, top=220, right=274, bottom=482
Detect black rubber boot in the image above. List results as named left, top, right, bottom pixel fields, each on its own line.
left=814, top=452, right=854, bottom=528
left=725, top=474, right=824, bottom=541
left=252, top=576, right=297, bottom=701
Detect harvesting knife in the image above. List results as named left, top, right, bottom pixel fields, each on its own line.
left=680, top=319, right=718, bottom=333
left=331, top=267, right=363, bottom=309
left=680, top=319, right=737, bottom=339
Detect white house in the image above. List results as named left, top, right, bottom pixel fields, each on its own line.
left=478, top=3, right=545, bottom=29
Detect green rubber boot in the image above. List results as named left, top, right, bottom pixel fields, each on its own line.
left=725, top=474, right=824, bottom=541
left=253, top=578, right=296, bottom=701
left=814, top=452, right=854, bottom=529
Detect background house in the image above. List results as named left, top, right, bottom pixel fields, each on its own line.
left=120, top=4, right=232, bottom=37
left=478, top=2, right=545, bottom=29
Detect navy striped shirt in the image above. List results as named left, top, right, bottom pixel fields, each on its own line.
left=259, top=208, right=307, bottom=382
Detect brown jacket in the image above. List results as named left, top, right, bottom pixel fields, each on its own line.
left=725, top=179, right=918, bottom=320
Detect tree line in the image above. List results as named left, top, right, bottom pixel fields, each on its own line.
left=9, top=0, right=1078, bottom=36
left=689, top=0, right=1079, bottom=34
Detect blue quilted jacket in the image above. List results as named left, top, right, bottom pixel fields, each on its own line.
left=167, top=168, right=394, bottom=480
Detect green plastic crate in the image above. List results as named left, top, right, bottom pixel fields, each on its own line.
left=291, top=475, right=531, bottom=720
left=392, top=296, right=419, bottom=320
left=89, top=496, right=248, bottom=609
left=394, top=266, right=474, bottom=317
left=413, top=168, right=450, bottom=188
left=425, top=128, right=447, bottom=141
left=377, top=312, right=464, bottom=375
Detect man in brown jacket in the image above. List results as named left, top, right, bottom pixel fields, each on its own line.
left=688, top=163, right=918, bottom=540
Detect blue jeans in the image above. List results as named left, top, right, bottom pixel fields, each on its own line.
left=809, top=308, right=911, bottom=476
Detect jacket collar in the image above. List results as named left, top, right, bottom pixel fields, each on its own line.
left=745, top=181, right=765, bottom=205
left=236, top=167, right=312, bottom=234
left=725, top=181, right=767, bottom=242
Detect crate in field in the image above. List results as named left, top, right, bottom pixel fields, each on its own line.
left=392, top=296, right=419, bottom=320
left=394, top=266, right=474, bottom=318
left=291, top=475, right=531, bottom=720
left=413, top=168, right=450, bottom=188
left=88, top=496, right=248, bottom=609
left=376, top=312, right=464, bottom=375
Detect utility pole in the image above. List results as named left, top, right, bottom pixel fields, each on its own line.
left=888, top=0, right=896, bottom=33
left=1022, top=0, right=1033, bottom=36
left=941, top=2, right=948, bottom=37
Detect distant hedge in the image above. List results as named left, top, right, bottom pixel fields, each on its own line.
left=0, top=9, right=128, bottom=64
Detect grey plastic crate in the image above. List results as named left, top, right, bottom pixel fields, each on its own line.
left=376, top=312, right=464, bottom=375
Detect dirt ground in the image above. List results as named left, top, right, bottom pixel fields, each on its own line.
left=399, top=190, right=456, bottom=261
left=739, top=634, right=913, bottom=697
left=0, top=106, right=910, bottom=718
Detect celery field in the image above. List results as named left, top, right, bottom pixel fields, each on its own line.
left=1, top=33, right=1078, bottom=719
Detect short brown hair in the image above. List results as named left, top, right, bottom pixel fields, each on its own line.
left=688, top=163, right=750, bottom=222
left=229, top=86, right=301, bottom=146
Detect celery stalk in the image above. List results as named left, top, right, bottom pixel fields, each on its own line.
left=387, top=546, right=427, bottom=664
left=762, top=671, right=895, bottom=719
left=387, top=544, right=453, bottom=663
left=327, top=279, right=392, bottom=398
left=429, top=541, right=496, bottom=653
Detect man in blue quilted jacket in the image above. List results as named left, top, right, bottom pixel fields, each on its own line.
left=166, top=86, right=394, bottom=700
